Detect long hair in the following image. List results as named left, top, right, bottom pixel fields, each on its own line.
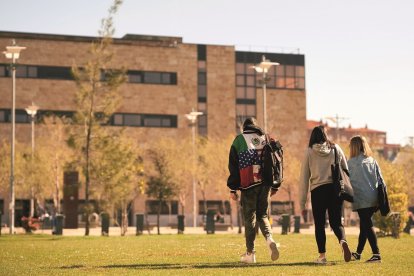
left=308, top=125, right=333, bottom=148
left=349, top=135, right=373, bottom=158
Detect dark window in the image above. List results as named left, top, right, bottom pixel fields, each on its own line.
left=198, top=200, right=230, bottom=215
left=113, top=114, right=123, bottom=125
left=124, top=114, right=141, bottom=126
left=198, top=85, right=206, bottom=98
left=161, top=73, right=171, bottom=84
left=37, top=66, right=73, bottom=80
left=128, top=73, right=142, bottom=83
left=0, top=65, right=6, bottom=77
left=198, top=72, right=206, bottom=85
left=0, top=110, right=5, bottom=122
left=144, top=72, right=161, bottom=84
left=197, top=44, right=207, bottom=61
left=146, top=200, right=178, bottom=215
left=16, top=65, right=27, bottom=77
left=144, top=117, right=161, bottom=127
left=28, top=66, right=37, bottom=78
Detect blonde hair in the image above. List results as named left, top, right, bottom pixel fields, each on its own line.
left=349, top=135, right=373, bottom=158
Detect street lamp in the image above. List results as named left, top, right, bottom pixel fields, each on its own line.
left=185, top=110, right=203, bottom=228
left=25, top=103, right=39, bottom=217
left=251, top=55, right=279, bottom=133
left=3, top=40, right=26, bottom=234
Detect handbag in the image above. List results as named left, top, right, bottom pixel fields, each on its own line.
left=375, top=161, right=390, bottom=216
left=330, top=145, right=354, bottom=202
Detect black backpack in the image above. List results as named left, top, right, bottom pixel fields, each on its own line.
left=261, top=134, right=284, bottom=189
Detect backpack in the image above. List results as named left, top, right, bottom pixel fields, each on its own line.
left=261, top=134, right=284, bottom=190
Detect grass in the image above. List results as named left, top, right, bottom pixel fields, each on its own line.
left=0, top=233, right=413, bottom=275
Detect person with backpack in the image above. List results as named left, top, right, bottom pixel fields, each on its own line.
left=347, top=135, right=383, bottom=263
left=299, top=125, right=351, bottom=264
left=227, top=117, right=280, bottom=264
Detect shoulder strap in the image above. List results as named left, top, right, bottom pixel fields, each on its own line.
left=332, top=144, right=339, bottom=165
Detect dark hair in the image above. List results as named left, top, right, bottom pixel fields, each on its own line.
left=243, top=117, right=258, bottom=129
left=308, top=125, right=333, bottom=148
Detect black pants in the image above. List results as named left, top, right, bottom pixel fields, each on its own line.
left=357, top=207, right=379, bottom=255
left=311, top=184, right=346, bottom=253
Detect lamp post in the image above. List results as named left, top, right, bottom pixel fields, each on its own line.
left=25, top=103, right=39, bottom=218
left=3, top=40, right=26, bottom=234
left=185, top=110, right=203, bottom=227
left=251, top=55, right=279, bottom=133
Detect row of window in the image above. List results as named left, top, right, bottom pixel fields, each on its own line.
left=197, top=45, right=208, bottom=136
left=0, top=64, right=177, bottom=85
left=0, top=109, right=177, bottom=128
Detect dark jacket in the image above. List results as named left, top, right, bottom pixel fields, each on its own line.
left=227, top=125, right=266, bottom=191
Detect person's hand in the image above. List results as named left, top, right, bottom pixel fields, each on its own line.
left=301, top=209, right=307, bottom=219
left=270, top=188, right=278, bottom=197
left=230, top=192, right=238, bottom=201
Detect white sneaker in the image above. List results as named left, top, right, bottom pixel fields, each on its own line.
left=315, top=256, right=327, bottom=264
left=240, top=252, right=256, bottom=264
left=266, top=237, right=279, bottom=261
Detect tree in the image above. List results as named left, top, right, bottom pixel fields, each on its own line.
left=35, top=116, right=73, bottom=215
left=92, top=133, right=144, bottom=236
left=146, top=141, right=178, bottom=235
left=70, top=0, right=125, bottom=235
left=373, top=158, right=408, bottom=235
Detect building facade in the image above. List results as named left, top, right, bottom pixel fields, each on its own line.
left=0, top=31, right=307, bottom=228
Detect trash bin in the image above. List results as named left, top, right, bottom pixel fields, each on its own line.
left=101, top=212, right=110, bottom=236
left=281, top=214, right=290, bottom=235
left=136, top=213, right=144, bottom=235
left=177, top=215, right=185, bottom=234
left=53, top=214, right=64, bottom=235
left=294, top=215, right=301, bottom=233
left=390, top=212, right=400, bottom=239
left=206, top=209, right=216, bottom=234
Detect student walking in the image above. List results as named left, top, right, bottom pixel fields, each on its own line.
left=227, top=117, right=279, bottom=264
left=348, top=135, right=382, bottom=263
left=300, top=125, right=351, bottom=264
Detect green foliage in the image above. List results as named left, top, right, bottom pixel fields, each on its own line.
left=373, top=159, right=408, bottom=235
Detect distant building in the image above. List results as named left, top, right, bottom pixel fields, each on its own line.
left=307, top=120, right=400, bottom=161
left=0, top=31, right=307, bottom=228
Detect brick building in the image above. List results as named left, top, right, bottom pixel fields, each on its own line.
left=0, top=31, right=307, bottom=228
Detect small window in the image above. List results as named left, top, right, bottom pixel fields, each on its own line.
left=276, top=77, right=285, bottom=88
left=0, top=65, right=6, bottom=77
left=295, top=66, right=305, bottom=77
left=296, top=77, right=305, bottom=89
left=28, top=66, right=37, bottom=78
left=285, top=77, right=295, bottom=88
left=15, top=113, right=28, bottom=123
left=246, top=75, right=255, bottom=87
left=198, top=72, right=206, bottom=85
left=124, top=114, right=141, bottom=126
left=236, top=63, right=245, bottom=74
left=285, top=65, right=295, bottom=77
left=0, top=110, right=5, bottom=122
left=276, top=65, right=285, bottom=76
left=161, top=118, right=171, bottom=127
left=198, top=85, right=206, bottom=98
left=246, top=87, right=255, bottom=99
left=198, top=61, right=206, bottom=71
left=161, top=73, right=171, bottom=84
left=144, top=117, right=161, bottom=127
left=198, top=103, right=206, bottom=112
left=236, top=75, right=245, bottom=86
left=113, top=114, right=123, bottom=125
left=236, top=87, right=245, bottom=98
left=16, top=65, right=27, bottom=78
left=128, top=73, right=142, bottom=83
left=144, top=72, right=161, bottom=84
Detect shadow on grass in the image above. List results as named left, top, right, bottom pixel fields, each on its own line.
left=60, top=261, right=335, bottom=270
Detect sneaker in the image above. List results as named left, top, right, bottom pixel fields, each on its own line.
left=315, top=256, right=327, bottom=264
left=266, top=237, right=279, bottom=261
left=340, top=240, right=351, bottom=262
left=240, top=252, right=256, bottom=264
left=351, top=252, right=361, bottom=261
left=366, top=254, right=381, bottom=263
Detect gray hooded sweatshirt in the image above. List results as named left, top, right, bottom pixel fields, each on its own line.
left=299, top=142, right=348, bottom=210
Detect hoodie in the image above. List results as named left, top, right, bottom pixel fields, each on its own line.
left=299, top=142, right=348, bottom=210
left=227, top=124, right=266, bottom=191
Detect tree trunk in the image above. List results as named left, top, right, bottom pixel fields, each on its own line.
left=157, top=199, right=162, bottom=235
left=121, top=204, right=128, bottom=236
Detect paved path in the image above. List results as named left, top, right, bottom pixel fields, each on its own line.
left=0, top=225, right=378, bottom=236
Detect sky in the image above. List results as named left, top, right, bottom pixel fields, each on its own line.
left=1, top=0, right=413, bottom=145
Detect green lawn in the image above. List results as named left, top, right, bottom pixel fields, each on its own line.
left=0, top=233, right=413, bottom=275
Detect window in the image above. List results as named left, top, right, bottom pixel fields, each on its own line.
left=144, top=72, right=161, bottom=84
left=124, top=114, right=141, bottom=126
left=16, top=65, right=27, bottom=77
left=28, top=66, right=37, bottom=78
left=128, top=73, right=142, bottom=83
left=0, top=110, right=5, bottom=122
left=0, top=65, right=6, bottom=77
left=146, top=200, right=178, bottom=215
left=198, top=72, right=206, bottom=85
left=113, top=114, right=123, bottom=125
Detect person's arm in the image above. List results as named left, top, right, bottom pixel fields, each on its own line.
left=299, top=149, right=310, bottom=210
left=337, top=145, right=349, bottom=174
left=227, top=145, right=240, bottom=194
